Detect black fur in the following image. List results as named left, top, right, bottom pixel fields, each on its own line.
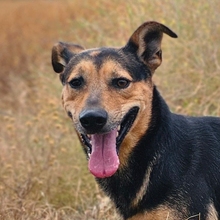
left=98, top=87, right=220, bottom=219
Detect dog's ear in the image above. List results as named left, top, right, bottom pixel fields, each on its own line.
left=126, top=21, right=177, bottom=73
left=51, top=42, right=85, bottom=73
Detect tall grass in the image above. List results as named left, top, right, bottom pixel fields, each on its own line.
left=0, top=0, right=220, bottom=219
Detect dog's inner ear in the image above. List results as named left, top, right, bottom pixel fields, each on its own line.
left=51, top=42, right=85, bottom=73
left=126, top=21, right=177, bottom=73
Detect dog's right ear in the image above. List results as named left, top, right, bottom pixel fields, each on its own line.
left=51, top=42, right=85, bottom=73
left=125, top=21, right=177, bottom=73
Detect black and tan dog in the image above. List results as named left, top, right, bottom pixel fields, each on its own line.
left=51, top=21, right=220, bottom=220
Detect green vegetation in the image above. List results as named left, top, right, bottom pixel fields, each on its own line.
left=0, top=0, right=219, bottom=219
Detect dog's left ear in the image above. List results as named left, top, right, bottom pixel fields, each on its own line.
left=125, top=21, right=177, bottom=73
left=51, top=42, right=85, bottom=73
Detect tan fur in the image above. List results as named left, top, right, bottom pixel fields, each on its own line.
left=131, top=166, right=152, bottom=208
left=98, top=59, right=133, bottom=80
left=131, top=154, right=160, bottom=208
left=62, top=60, right=97, bottom=124
left=89, top=50, right=101, bottom=57
left=118, top=80, right=153, bottom=167
left=206, top=203, right=218, bottom=220
left=127, top=206, right=178, bottom=220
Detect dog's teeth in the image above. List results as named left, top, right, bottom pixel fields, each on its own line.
left=117, top=125, right=121, bottom=131
left=117, top=131, right=119, bottom=137
left=87, top=134, right=91, bottom=139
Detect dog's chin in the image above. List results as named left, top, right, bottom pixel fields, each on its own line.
left=79, top=106, right=139, bottom=178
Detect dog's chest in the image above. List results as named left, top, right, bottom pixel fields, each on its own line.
left=126, top=206, right=179, bottom=220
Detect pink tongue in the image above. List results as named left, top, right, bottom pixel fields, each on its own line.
left=88, top=129, right=119, bottom=178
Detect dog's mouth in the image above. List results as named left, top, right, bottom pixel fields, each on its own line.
left=80, top=106, right=139, bottom=178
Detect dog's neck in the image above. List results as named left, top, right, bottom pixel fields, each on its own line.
left=97, top=86, right=173, bottom=219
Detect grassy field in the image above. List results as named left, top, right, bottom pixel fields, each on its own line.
left=0, top=0, right=220, bottom=219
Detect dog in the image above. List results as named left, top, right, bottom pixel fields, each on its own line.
left=51, top=21, right=220, bottom=220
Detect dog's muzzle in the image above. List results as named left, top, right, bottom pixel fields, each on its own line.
left=78, top=106, right=139, bottom=178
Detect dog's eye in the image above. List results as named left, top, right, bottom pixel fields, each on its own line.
left=69, top=77, right=84, bottom=89
left=112, top=78, right=130, bottom=89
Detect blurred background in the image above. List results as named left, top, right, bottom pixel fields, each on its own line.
left=0, top=0, right=220, bottom=219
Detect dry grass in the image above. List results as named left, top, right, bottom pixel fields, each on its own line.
left=0, top=0, right=220, bottom=219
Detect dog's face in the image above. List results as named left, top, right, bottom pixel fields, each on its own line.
left=52, top=21, right=177, bottom=178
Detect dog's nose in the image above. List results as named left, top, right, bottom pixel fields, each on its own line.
left=79, top=109, right=108, bottom=133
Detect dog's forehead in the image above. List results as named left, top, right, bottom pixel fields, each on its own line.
left=78, top=47, right=123, bottom=64
left=65, top=47, right=150, bottom=81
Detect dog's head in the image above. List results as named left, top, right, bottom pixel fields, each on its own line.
left=51, top=21, right=177, bottom=178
